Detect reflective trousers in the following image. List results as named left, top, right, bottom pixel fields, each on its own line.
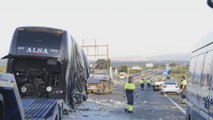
left=126, top=91, right=134, bottom=111
left=140, top=84, right=144, bottom=89
left=181, top=88, right=186, bottom=99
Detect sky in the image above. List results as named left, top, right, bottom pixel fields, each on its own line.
left=1, top=0, right=213, bottom=58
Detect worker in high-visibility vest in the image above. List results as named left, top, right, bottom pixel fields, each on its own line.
left=180, top=76, right=187, bottom=104
left=124, top=76, right=136, bottom=113
left=146, top=78, right=151, bottom=90
left=140, top=78, right=145, bottom=90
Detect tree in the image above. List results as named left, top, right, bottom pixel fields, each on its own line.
left=170, top=63, right=176, bottom=67
left=118, top=65, right=128, bottom=73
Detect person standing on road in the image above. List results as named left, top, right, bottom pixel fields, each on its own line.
left=180, top=76, right=187, bottom=104
left=124, top=76, right=136, bottom=113
left=140, top=78, right=145, bottom=90
left=146, top=78, right=151, bottom=90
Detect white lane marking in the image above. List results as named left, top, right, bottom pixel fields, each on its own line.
left=164, top=94, right=186, bottom=115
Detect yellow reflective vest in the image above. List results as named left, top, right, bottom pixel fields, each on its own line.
left=180, top=79, right=187, bottom=90
left=146, top=80, right=151, bottom=84
left=140, top=80, right=144, bottom=84
left=181, top=79, right=187, bottom=86
left=124, top=82, right=136, bottom=90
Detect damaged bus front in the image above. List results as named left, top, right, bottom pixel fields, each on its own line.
left=3, top=27, right=90, bottom=108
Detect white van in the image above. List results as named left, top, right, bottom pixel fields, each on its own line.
left=187, top=32, right=213, bottom=120
left=119, top=72, right=126, bottom=79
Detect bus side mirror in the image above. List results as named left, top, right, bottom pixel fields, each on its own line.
left=208, top=0, right=213, bottom=8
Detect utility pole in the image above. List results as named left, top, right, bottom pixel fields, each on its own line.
left=81, top=43, right=109, bottom=60
left=81, top=40, right=113, bottom=94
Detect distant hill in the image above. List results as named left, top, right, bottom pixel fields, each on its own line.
left=109, top=60, right=189, bottom=68
left=111, top=55, right=147, bottom=61
left=109, top=53, right=190, bottom=67
left=147, top=53, right=190, bottom=61
left=111, top=53, right=190, bottom=62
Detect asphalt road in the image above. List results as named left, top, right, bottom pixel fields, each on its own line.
left=64, top=83, right=186, bottom=120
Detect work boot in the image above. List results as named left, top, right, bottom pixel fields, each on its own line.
left=124, top=108, right=128, bottom=112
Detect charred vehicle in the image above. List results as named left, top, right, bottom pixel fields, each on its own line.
left=2, top=26, right=90, bottom=108
left=87, top=59, right=113, bottom=94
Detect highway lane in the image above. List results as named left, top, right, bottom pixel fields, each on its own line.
left=64, top=83, right=186, bottom=120
left=164, top=92, right=187, bottom=113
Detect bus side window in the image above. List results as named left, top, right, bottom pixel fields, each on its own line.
left=189, top=57, right=197, bottom=83
left=201, top=51, right=213, bottom=87
left=193, top=54, right=205, bottom=85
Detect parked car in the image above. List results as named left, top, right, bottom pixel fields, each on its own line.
left=153, top=80, right=164, bottom=91
left=161, top=81, right=180, bottom=94
left=152, top=76, right=165, bottom=91
left=119, top=72, right=126, bottom=79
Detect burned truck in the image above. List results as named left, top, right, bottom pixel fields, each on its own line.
left=2, top=26, right=90, bottom=108
left=87, top=59, right=113, bottom=94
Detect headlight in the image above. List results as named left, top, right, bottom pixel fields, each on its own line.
left=21, top=87, right=27, bottom=93
left=46, top=86, right=52, bottom=92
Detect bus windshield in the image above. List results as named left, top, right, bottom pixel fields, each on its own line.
left=17, top=29, right=63, bottom=49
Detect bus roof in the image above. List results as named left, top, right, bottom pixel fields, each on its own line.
left=192, top=32, right=213, bottom=53
left=16, top=26, right=64, bottom=33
